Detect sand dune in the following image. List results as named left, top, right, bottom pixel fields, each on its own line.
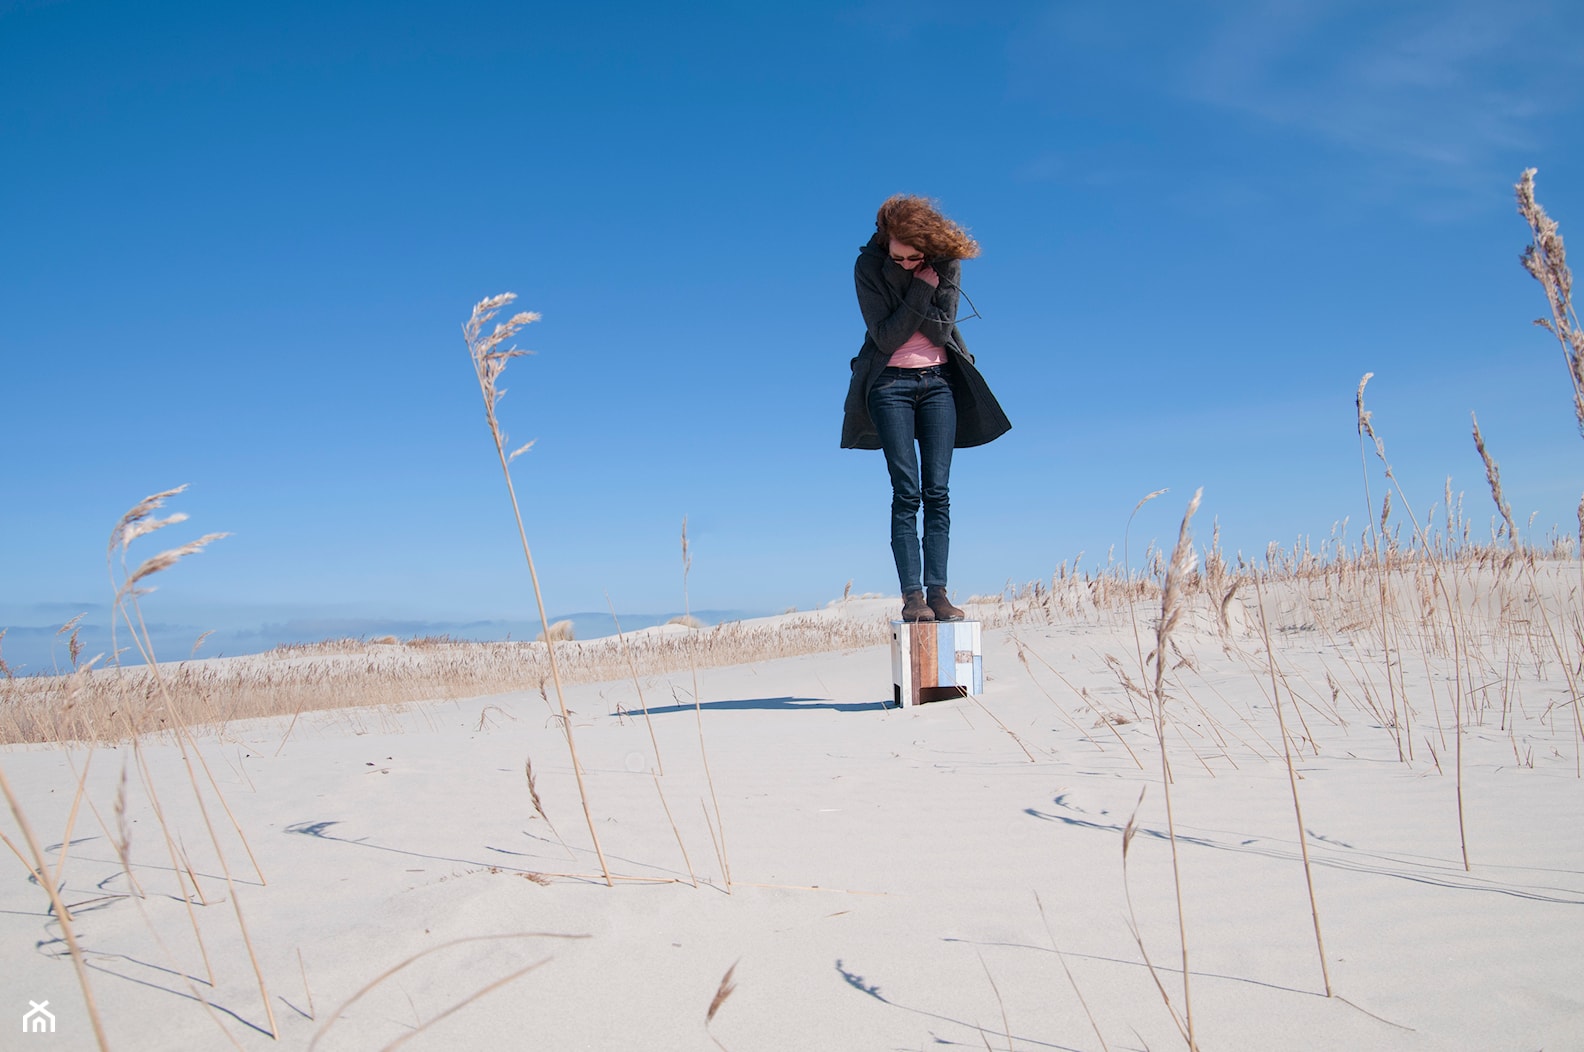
left=3, top=565, right=1582, bottom=1049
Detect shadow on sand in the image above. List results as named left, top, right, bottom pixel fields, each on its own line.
left=624, top=695, right=894, bottom=716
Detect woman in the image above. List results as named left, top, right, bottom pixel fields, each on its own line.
left=842, top=195, right=1011, bottom=622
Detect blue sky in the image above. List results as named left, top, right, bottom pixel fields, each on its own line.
left=3, top=0, right=1582, bottom=672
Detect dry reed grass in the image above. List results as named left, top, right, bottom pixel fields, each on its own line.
left=4, top=456, right=1578, bottom=1052
left=1517, top=168, right=1584, bottom=436
left=1146, top=488, right=1201, bottom=1051
left=1251, top=572, right=1332, bottom=996
left=538, top=619, right=576, bottom=642
left=5, top=542, right=1577, bottom=749
left=463, top=291, right=608, bottom=885
left=0, top=487, right=290, bottom=1048
left=705, top=958, right=740, bottom=1051
left=681, top=516, right=732, bottom=890
left=0, top=613, right=898, bottom=745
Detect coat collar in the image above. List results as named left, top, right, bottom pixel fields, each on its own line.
left=860, top=231, right=914, bottom=290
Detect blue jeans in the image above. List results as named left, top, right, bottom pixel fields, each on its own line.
left=867, top=365, right=956, bottom=594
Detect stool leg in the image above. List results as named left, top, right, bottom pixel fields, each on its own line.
left=911, top=622, right=937, bottom=707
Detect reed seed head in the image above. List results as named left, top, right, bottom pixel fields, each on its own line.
left=109, top=485, right=191, bottom=556
left=1471, top=413, right=1518, bottom=546
left=706, top=961, right=739, bottom=1024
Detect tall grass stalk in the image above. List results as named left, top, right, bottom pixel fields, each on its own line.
left=128, top=736, right=219, bottom=980
left=1356, top=374, right=1408, bottom=761
left=463, top=293, right=611, bottom=888
left=102, top=755, right=251, bottom=1043
left=1356, top=380, right=1472, bottom=869
left=977, top=951, right=1014, bottom=1051
left=1150, top=487, right=1202, bottom=1051
left=1471, top=419, right=1584, bottom=772
left=1120, top=789, right=1191, bottom=1047
left=1471, top=413, right=1520, bottom=550
left=109, top=487, right=263, bottom=879
left=1516, top=168, right=1584, bottom=721
left=46, top=736, right=96, bottom=904
left=1252, top=573, right=1333, bottom=996
left=607, top=592, right=664, bottom=776
left=1516, top=168, right=1584, bottom=437
left=1349, top=378, right=1469, bottom=861
left=682, top=516, right=731, bottom=890
left=308, top=932, right=588, bottom=1051
left=653, top=771, right=698, bottom=887
left=1009, top=627, right=1142, bottom=766
left=1034, top=891, right=1111, bottom=1052
left=1125, top=488, right=1169, bottom=690
left=107, top=488, right=278, bottom=1037
left=0, top=765, right=109, bottom=1050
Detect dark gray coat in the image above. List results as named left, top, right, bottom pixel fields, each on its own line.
left=841, top=233, right=1012, bottom=450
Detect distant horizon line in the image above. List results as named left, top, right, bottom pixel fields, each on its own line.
left=0, top=604, right=851, bottom=675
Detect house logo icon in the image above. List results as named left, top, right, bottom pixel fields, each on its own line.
left=22, top=1000, right=55, bottom=1034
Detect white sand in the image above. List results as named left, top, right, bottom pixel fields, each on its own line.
left=3, top=588, right=1582, bottom=1050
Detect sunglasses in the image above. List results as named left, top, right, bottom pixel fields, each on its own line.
left=889, top=252, right=925, bottom=264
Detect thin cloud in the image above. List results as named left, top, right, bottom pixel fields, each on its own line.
left=1008, top=1, right=1582, bottom=209
left=1182, top=1, right=1581, bottom=174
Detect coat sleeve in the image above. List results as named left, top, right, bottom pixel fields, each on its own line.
left=854, top=257, right=943, bottom=356
left=916, top=259, right=961, bottom=348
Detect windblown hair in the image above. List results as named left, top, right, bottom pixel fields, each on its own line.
left=876, top=195, right=980, bottom=261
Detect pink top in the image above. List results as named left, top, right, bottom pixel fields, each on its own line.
left=887, top=330, right=947, bottom=369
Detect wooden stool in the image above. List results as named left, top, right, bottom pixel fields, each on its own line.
left=891, top=620, right=983, bottom=706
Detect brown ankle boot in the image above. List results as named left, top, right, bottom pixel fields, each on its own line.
left=901, top=590, right=935, bottom=622
left=927, top=586, right=964, bottom=621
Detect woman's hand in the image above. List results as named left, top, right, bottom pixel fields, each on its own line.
left=914, top=264, right=940, bottom=288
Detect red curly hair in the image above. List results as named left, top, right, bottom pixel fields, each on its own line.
left=876, top=195, right=980, bottom=261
